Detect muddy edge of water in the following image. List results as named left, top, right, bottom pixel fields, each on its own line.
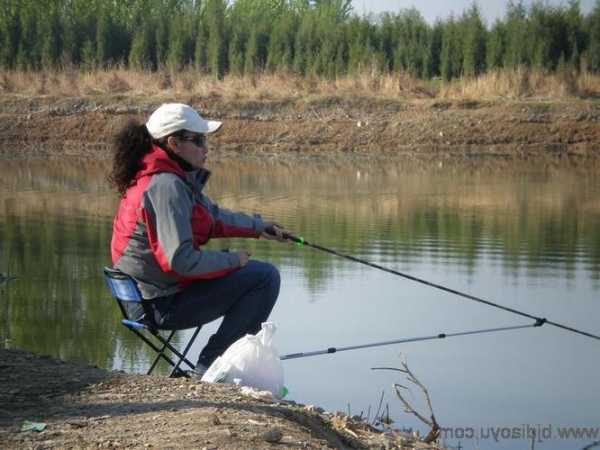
left=0, top=94, right=599, bottom=165
left=0, top=348, right=443, bottom=449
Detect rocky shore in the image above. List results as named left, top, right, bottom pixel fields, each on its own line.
left=0, top=348, right=444, bottom=449
left=0, top=94, right=599, bottom=164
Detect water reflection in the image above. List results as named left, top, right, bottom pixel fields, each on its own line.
left=0, top=158, right=599, bottom=449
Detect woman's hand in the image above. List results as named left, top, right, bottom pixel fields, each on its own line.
left=261, top=222, right=290, bottom=242
left=235, top=250, right=251, bottom=267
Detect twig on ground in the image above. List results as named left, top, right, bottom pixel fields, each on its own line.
left=372, top=389, right=385, bottom=426
left=372, top=356, right=440, bottom=443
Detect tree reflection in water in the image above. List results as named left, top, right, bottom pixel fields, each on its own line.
left=1, top=157, right=599, bottom=372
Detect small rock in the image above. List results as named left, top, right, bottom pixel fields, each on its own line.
left=262, top=427, right=283, bottom=443
left=212, top=415, right=221, bottom=426
left=66, top=421, right=87, bottom=428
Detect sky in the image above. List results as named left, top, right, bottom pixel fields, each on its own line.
left=352, top=0, right=596, bottom=25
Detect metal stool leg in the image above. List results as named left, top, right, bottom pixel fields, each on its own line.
left=126, top=327, right=181, bottom=370
left=154, top=336, right=196, bottom=371
left=147, top=330, right=177, bottom=375
left=170, top=326, right=202, bottom=377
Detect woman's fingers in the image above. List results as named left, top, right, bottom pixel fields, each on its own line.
left=262, top=223, right=290, bottom=242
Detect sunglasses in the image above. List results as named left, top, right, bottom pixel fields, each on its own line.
left=178, top=133, right=206, bottom=147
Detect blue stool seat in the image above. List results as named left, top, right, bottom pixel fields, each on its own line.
left=103, top=267, right=202, bottom=377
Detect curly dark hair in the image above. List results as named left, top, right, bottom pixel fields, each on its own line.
left=109, top=120, right=153, bottom=195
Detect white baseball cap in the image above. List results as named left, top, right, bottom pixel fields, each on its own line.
left=145, top=103, right=222, bottom=139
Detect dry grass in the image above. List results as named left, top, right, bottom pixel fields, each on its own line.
left=0, top=67, right=598, bottom=101
left=439, top=67, right=600, bottom=100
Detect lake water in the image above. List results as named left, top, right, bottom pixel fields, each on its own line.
left=1, top=157, right=599, bottom=449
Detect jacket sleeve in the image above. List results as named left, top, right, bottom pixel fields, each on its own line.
left=203, top=195, right=266, bottom=238
left=142, top=174, right=241, bottom=279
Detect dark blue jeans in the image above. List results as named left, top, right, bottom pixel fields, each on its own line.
left=149, top=260, right=280, bottom=367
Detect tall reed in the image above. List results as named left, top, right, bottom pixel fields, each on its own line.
left=0, top=67, right=598, bottom=100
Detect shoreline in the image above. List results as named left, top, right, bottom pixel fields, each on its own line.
left=0, top=347, right=443, bottom=449
left=0, top=94, right=599, bottom=164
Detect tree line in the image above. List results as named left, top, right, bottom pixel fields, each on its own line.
left=1, top=0, right=599, bottom=80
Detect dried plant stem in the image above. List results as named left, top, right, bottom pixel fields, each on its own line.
left=372, top=390, right=385, bottom=426
left=373, top=358, right=440, bottom=443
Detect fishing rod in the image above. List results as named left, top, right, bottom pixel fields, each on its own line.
left=275, top=231, right=600, bottom=342
left=281, top=320, right=545, bottom=360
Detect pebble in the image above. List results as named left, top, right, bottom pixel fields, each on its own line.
left=262, top=427, right=283, bottom=443
left=303, top=404, right=326, bottom=414
left=248, top=419, right=266, bottom=426
left=66, top=421, right=87, bottom=428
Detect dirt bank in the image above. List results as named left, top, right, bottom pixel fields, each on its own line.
left=0, top=94, right=599, bottom=164
left=0, top=348, right=442, bottom=449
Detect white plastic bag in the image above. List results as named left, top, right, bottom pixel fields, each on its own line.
left=201, top=322, right=286, bottom=398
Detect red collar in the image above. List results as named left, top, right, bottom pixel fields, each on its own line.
left=135, top=145, right=187, bottom=180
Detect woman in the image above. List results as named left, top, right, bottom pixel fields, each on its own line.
left=109, top=103, right=287, bottom=375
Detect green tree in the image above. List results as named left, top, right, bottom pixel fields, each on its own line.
left=166, top=15, right=188, bottom=71
left=462, top=3, right=486, bottom=76
left=504, top=0, right=529, bottom=68
left=346, top=16, right=374, bottom=75
left=206, top=0, right=227, bottom=78
left=194, top=20, right=209, bottom=72
left=96, top=8, right=113, bottom=68
left=312, top=0, right=352, bottom=22
left=0, top=1, right=21, bottom=68
left=129, top=20, right=156, bottom=70
left=426, top=20, right=443, bottom=77
left=486, top=20, right=506, bottom=70
left=61, top=9, right=81, bottom=65
left=244, top=28, right=259, bottom=75
left=41, top=10, right=63, bottom=68
left=228, top=28, right=246, bottom=75
left=440, top=17, right=463, bottom=80
left=16, top=7, right=39, bottom=70
left=267, top=13, right=297, bottom=72
left=334, top=30, right=347, bottom=76
left=155, top=15, right=170, bottom=69
left=312, top=0, right=350, bottom=77
left=392, top=8, right=430, bottom=77
left=566, top=0, right=583, bottom=69
left=81, top=39, right=96, bottom=71
left=294, top=11, right=318, bottom=75
left=589, top=0, right=600, bottom=71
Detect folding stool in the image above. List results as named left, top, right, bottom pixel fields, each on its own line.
left=103, top=267, right=201, bottom=377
